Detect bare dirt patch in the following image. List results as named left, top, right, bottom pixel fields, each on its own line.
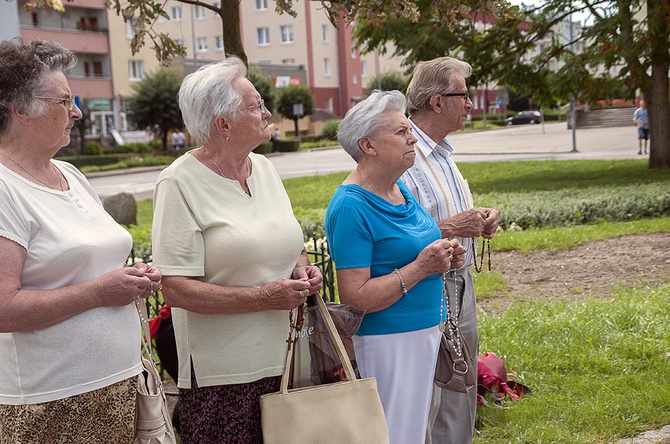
left=478, top=232, right=670, bottom=315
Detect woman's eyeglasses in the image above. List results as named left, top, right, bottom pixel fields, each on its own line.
left=35, top=94, right=77, bottom=110
left=240, top=99, right=267, bottom=114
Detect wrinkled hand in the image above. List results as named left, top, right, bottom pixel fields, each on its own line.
left=449, top=239, right=467, bottom=270
left=292, top=265, right=324, bottom=296
left=440, top=208, right=488, bottom=239
left=481, top=208, right=500, bottom=239
left=259, top=278, right=313, bottom=311
left=98, top=264, right=162, bottom=307
left=416, top=239, right=456, bottom=276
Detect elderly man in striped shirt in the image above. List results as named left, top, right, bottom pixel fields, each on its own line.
left=401, top=57, right=500, bottom=444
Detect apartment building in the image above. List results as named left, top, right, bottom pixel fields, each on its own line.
left=2, top=0, right=123, bottom=142
left=149, top=0, right=405, bottom=119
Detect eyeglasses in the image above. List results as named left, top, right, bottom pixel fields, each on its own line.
left=441, top=92, right=471, bottom=101
left=240, top=99, right=267, bottom=114
left=35, top=94, right=77, bottom=110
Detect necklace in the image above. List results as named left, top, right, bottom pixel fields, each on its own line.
left=472, top=238, right=491, bottom=273
left=201, top=146, right=227, bottom=178
left=356, top=166, right=377, bottom=194
left=0, top=152, right=63, bottom=191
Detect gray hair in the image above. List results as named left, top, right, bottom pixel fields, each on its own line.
left=0, top=38, right=77, bottom=136
left=337, top=90, right=407, bottom=162
left=406, top=57, right=472, bottom=115
left=178, top=56, right=247, bottom=145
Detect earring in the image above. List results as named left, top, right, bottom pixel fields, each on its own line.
left=226, top=137, right=230, bottom=142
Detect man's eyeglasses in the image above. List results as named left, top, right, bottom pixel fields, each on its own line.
left=240, top=99, right=267, bottom=114
left=35, top=94, right=77, bottom=110
left=441, top=92, right=471, bottom=101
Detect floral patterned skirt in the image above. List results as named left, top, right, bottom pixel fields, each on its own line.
left=178, top=368, right=281, bottom=444
left=0, top=377, right=137, bottom=444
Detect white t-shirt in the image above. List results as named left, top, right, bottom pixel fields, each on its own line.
left=0, top=160, right=141, bottom=405
left=152, top=152, right=305, bottom=388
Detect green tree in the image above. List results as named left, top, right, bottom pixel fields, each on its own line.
left=248, top=65, right=276, bottom=113
left=275, top=85, right=315, bottom=137
left=363, top=70, right=409, bottom=95
left=126, top=68, right=183, bottom=151
left=353, top=0, right=670, bottom=169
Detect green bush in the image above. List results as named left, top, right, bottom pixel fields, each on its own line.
left=253, top=142, right=272, bottom=154
left=278, top=140, right=300, bottom=152
left=58, top=154, right=133, bottom=167
left=477, top=182, right=670, bottom=230
left=319, top=119, right=341, bottom=141
left=84, top=140, right=104, bottom=155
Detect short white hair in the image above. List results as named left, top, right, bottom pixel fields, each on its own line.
left=337, top=90, right=407, bottom=162
left=178, top=57, right=247, bottom=145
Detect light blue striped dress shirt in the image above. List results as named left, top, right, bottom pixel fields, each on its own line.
left=400, top=120, right=476, bottom=269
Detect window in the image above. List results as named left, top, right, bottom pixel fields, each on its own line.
left=213, top=2, right=220, bottom=17
left=194, top=5, right=205, bottom=19
left=324, top=58, right=331, bottom=76
left=257, top=27, right=270, bottom=45
left=282, top=58, right=295, bottom=65
left=280, top=25, right=293, bottom=44
left=326, top=97, right=333, bottom=112
left=361, top=60, right=368, bottom=77
left=175, top=39, right=185, bottom=48
left=322, top=25, right=329, bottom=42
left=125, top=18, right=136, bottom=38
left=351, top=48, right=356, bottom=59
left=352, top=74, right=358, bottom=85
left=255, top=0, right=268, bottom=10
left=196, top=37, right=208, bottom=52
left=129, top=60, right=144, bottom=81
left=171, top=6, right=181, bottom=20
left=215, top=35, right=224, bottom=51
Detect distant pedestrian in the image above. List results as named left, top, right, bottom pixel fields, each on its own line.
left=272, top=128, right=281, bottom=152
left=176, top=130, right=185, bottom=150
left=633, top=100, right=649, bottom=155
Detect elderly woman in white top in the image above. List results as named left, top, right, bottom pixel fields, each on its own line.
left=0, top=38, right=161, bottom=443
left=151, top=57, right=323, bottom=443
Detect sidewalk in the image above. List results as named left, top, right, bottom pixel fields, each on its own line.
left=448, top=123, right=642, bottom=161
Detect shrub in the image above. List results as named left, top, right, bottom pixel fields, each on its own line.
left=477, top=182, right=670, bottom=230
left=84, top=140, right=104, bottom=155
left=320, top=119, right=341, bottom=141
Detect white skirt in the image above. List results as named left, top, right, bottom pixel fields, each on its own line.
left=353, top=325, right=442, bottom=444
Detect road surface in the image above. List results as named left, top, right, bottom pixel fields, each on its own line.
left=88, top=123, right=643, bottom=201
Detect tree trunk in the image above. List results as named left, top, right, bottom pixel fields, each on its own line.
left=646, top=66, right=670, bottom=169
left=221, top=0, right=247, bottom=65
left=646, top=0, right=670, bottom=169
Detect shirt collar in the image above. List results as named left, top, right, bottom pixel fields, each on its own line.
left=409, top=118, right=454, bottom=158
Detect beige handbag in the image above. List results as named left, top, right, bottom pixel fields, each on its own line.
left=134, top=300, right=177, bottom=444
left=260, top=294, right=390, bottom=444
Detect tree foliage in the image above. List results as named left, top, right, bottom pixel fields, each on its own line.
left=352, top=0, right=670, bottom=169
left=247, top=65, right=276, bottom=113
left=275, top=85, right=315, bottom=121
left=363, top=70, right=409, bottom=95
left=126, top=68, right=183, bottom=150
left=19, top=0, right=506, bottom=65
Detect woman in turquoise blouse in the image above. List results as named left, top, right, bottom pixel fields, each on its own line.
left=325, top=90, right=466, bottom=443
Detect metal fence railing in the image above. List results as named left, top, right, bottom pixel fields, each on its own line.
left=130, top=240, right=336, bottom=378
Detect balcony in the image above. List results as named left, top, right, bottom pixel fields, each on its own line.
left=68, top=76, right=114, bottom=99
left=20, top=26, right=110, bottom=55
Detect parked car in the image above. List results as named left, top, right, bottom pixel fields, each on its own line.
left=506, top=111, right=542, bottom=126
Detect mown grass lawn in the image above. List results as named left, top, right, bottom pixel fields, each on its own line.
left=133, top=158, right=670, bottom=442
